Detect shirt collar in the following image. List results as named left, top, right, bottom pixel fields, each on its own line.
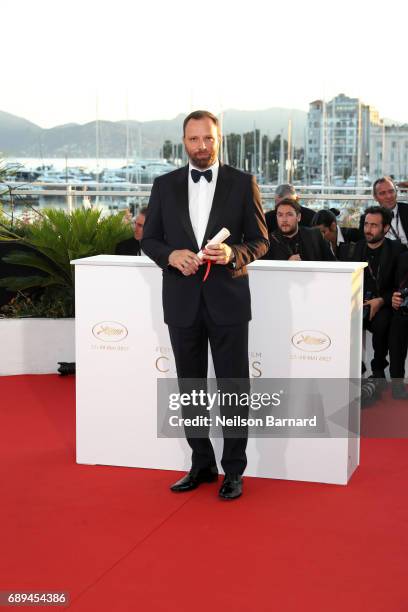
left=188, top=159, right=219, bottom=175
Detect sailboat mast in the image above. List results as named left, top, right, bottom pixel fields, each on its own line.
left=321, top=100, right=326, bottom=192
left=95, top=94, right=100, bottom=175
left=95, top=94, right=100, bottom=207
left=286, top=119, right=292, bottom=183
left=224, top=134, right=229, bottom=165
left=356, top=100, right=362, bottom=189
left=278, top=130, right=284, bottom=184
left=381, top=121, right=386, bottom=176
left=125, top=94, right=130, bottom=182
left=240, top=133, right=244, bottom=170
left=265, top=135, right=270, bottom=183
left=219, top=110, right=224, bottom=164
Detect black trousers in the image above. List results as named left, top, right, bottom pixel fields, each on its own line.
left=168, top=299, right=249, bottom=475
left=363, top=306, right=393, bottom=374
left=389, top=313, right=408, bottom=379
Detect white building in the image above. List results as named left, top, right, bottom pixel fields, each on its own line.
left=306, top=93, right=381, bottom=183
left=370, top=124, right=408, bottom=181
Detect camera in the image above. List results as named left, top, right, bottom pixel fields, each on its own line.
left=398, top=287, right=408, bottom=316
left=363, top=291, right=374, bottom=320
left=361, top=378, right=379, bottom=407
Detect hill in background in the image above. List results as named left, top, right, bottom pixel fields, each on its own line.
left=0, top=108, right=308, bottom=158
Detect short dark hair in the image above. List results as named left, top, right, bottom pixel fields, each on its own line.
left=364, top=205, right=392, bottom=227
left=275, top=198, right=301, bottom=215
left=372, top=176, right=397, bottom=198
left=183, top=110, right=220, bottom=136
left=138, top=206, right=148, bottom=216
left=312, top=209, right=338, bottom=228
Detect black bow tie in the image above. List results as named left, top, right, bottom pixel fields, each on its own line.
left=191, top=168, right=212, bottom=183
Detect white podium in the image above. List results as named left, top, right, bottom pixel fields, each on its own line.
left=72, top=256, right=366, bottom=485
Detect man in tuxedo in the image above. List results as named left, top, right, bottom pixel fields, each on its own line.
left=350, top=206, right=406, bottom=380
left=265, top=183, right=315, bottom=233
left=263, top=198, right=335, bottom=261
left=142, top=110, right=269, bottom=500
left=115, top=207, right=147, bottom=255
left=358, top=177, right=408, bottom=244
left=389, top=251, right=408, bottom=399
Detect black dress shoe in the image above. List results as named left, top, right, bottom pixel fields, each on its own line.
left=219, top=474, right=243, bottom=500
left=170, top=467, right=218, bottom=492
left=392, top=382, right=408, bottom=400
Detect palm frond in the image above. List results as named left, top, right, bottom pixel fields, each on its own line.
left=0, top=275, right=61, bottom=291
left=0, top=207, right=133, bottom=301
left=2, top=249, right=71, bottom=283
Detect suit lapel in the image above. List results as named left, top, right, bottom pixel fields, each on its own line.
left=173, top=165, right=199, bottom=251
left=299, top=227, right=313, bottom=260
left=378, top=239, right=391, bottom=293
left=398, top=202, right=408, bottom=237
left=201, top=163, right=233, bottom=248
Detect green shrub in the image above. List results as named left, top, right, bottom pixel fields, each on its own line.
left=0, top=207, right=132, bottom=317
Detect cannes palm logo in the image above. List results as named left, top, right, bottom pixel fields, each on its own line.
left=291, top=330, right=331, bottom=352
left=92, top=321, right=128, bottom=342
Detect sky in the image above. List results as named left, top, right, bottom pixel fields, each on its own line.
left=2, top=0, right=407, bottom=128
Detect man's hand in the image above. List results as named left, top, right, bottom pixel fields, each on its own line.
left=363, top=297, right=384, bottom=321
left=288, top=254, right=301, bottom=261
left=202, top=242, right=234, bottom=265
left=392, top=291, right=403, bottom=310
left=168, top=249, right=201, bottom=275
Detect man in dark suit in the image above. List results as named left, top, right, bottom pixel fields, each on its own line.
left=115, top=207, right=147, bottom=255
left=311, top=208, right=360, bottom=261
left=350, top=206, right=406, bottom=380
left=358, top=177, right=408, bottom=244
left=389, top=251, right=408, bottom=399
left=142, top=110, right=269, bottom=500
left=265, top=183, right=315, bottom=234
left=263, top=198, right=335, bottom=261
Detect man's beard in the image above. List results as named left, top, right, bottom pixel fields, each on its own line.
left=279, top=225, right=298, bottom=237
left=190, top=151, right=218, bottom=169
left=365, top=234, right=384, bottom=245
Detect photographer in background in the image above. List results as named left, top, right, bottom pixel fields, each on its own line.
left=265, top=183, right=315, bottom=233
left=350, top=206, right=406, bottom=383
left=359, top=177, right=408, bottom=245
left=389, top=251, right=408, bottom=399
left=115, top=207, right=147, bottom=256
left=263, top=198, right=335, bottom=261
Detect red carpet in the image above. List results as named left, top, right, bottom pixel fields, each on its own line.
left=0, top=375, right=407, bottom=612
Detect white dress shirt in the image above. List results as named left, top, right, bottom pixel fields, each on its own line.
left=337, top=225, right=345, bottom=246
left=188, top=160, right=219, bottom=249
left=387, top=204, right=408, bottom=245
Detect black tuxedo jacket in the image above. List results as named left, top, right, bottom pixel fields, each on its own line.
left=333, top=227, right=361, bottom=261
left=265, top=204, right=315, bottom=233
left=358, top=201, right=408, bottom=239
left=142, top=163, right=269, bottom=327
left=395, top=251, right=408, bottom=288
left=263, top=226, right=335, bottom=262
left=341, top=227, right=360, bottom=243
left=347, top=237, right=407, bottom=305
